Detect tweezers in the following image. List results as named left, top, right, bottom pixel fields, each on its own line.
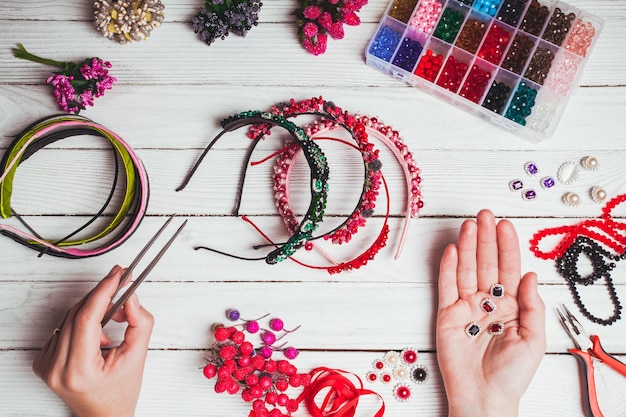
left=101, top=215, right=187, bottom=326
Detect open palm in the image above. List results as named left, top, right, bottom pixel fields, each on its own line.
left=436, top=210, right=546, bottom=417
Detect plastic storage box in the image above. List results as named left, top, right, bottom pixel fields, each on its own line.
left=365, top=0, right=603, bottom=142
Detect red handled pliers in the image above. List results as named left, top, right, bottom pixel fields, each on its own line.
left=557, top=304, right=626, bottom=417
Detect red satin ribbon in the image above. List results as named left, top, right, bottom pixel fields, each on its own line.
left=530, top=193, right=626, bottom=259
left=296, top=367, right=385, bottom=417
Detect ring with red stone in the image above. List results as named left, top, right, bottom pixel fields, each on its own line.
left=480, top=298, right=497, bottom=314
left=365, top=371, right=379, bottom=383
left=410, top=365, right=430, bottom=384
left=401, top=347, right=419, bottom=365
left=488, top=321, right=505, bottom=336
left=465, top=322, right=481, bottom=339
left=393, top=383, right=412, bottom=402
left=490, top=283, right=504, bottom=298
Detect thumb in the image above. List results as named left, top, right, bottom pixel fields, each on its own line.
left=518, top=272, right=546, bottom=350
left=118, top=294, right=154, bottom=357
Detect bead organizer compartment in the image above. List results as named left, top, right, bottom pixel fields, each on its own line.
left=366, top=0, right=603, bottom=142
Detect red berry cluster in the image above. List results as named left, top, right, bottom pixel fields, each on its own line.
left=203, top=309, right=311, bottom=417
left=294, top=0, right=368, bottom=55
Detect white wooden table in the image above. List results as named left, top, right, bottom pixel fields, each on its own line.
left=1, top=1, right=625, bottom=416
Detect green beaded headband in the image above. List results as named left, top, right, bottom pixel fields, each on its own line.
left=177, top=110, right=329, bottom=264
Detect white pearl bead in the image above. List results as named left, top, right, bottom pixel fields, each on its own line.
left=562, top=192, right=581, bottom=207
left=581, top=156, right=600, bottom=171
left=590, top=186, right=607, bottom=203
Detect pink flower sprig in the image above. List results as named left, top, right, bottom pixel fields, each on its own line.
left=12, top=43, right=117, bottom=114
left=294, top=0, right=368, bottom=55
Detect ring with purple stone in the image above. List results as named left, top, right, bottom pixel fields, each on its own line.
left=509, top=179, right=524, bottom=192
left=524, top=161, right=539, bottom=176
left=540, top=176, right=556, bottom=189
left=522, top=189, right=537, bottom=201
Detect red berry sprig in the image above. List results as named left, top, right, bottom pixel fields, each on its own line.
left=203, top=311, right=310, bottom=416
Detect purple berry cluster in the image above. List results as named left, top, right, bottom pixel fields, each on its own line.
left=191, top=0, right=263, bottom=46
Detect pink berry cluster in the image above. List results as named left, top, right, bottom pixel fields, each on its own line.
left=203, top=309, right=310, bottom=417
left=12, top=44, right=116, bottom=114
left=294, top=0, right=369, bottom=56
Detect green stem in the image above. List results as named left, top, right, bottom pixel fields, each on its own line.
left=11, top=43, right=76, bottom=72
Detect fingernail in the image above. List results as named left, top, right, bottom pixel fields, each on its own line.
left=107, top=265, right=121, bottom=277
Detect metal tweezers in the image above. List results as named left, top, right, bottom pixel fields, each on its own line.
left=101, top=215, right=187, bottom=326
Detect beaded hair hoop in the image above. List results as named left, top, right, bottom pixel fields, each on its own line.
left=0, top=115, right=149, bottom=258
left=249, top=97, right=423, bottom=259
left=177, top=111, right=329, bottom=264
left=250, top=100, right=382, bottom=248
left=530, top=193, right=626, bottom=325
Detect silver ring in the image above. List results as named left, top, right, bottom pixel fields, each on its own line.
left=53, top=328, right=62, bottom=336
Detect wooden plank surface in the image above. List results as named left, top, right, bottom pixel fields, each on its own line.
left=1, top=1, right=626, bottom=416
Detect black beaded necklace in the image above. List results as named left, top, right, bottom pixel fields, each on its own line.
left=556, top=236, right=625, bottom=326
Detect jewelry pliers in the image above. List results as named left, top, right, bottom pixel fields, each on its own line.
left=557, top=304, right=626, bottom=417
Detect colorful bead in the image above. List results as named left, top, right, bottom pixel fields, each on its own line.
left=414, top=49, right=444, bottom=82
left=490, top=283, right=505, bottom=298
left=388, top=0, right=420, bottom=23
left=436, top=55, right=469, bottom=93
left=501, top=33, right=535, bottom=75
left=369, top=26, right=402, bottom=62
left=557, top=161, right=579, bottom=185
left=544, top=54, right=579, bottom=96
left=562, top=192, right=581, bottom=207
left=565, top=19, right=597, bottom=57
left=393, top=384, right=412, bottom=401
left=459, top=64, right=492, bottom=104
left=455, top=18, right=488, bottom=54
left=504, top=81, right=537, bottom=126
left=433, top=7, right=465, bottom=43
left=392, top=37, right=424, bottom=71
left=480, top=298, right=497, bottom=314
left=509, top=179, right=524, bottom=191
left=465, top=322, right=481, bottom=338
left=409, top=0, right=443, bottom=34
left=542, top=7, right=576, bottom=47
left=488, top=321, right=505, bottom=335
left=590, top=186, right=607, bottom=204
left=482, top=80, right=512, bottom=113
left=410, top=365, right=430, bottom=383
left=520, top=0, right=551, bottom=36
left=477, top=23, right=512, bottom=65
left=524, top=46, right=554, bottom=85
left=473, top=0, right=502, bottom=17
left=496, top=0, right=529, bottom=26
